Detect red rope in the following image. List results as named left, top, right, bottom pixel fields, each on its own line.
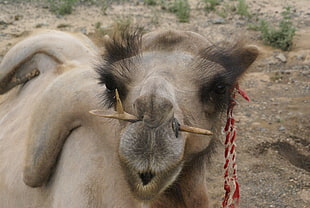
left=222, top=83, right=250, bottom=208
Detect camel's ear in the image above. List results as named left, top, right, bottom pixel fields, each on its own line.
left=200, top=43, right=259, bottom=79
left=229, top=45, right=259, bottom=71
left=0, top=30, right=97, bottom=94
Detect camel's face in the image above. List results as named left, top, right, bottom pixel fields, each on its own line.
left=0, top=28, right=258, bottom=208
left=95, top=29, right=258, bottom=202
left=118, top=51, right=197, bottom=200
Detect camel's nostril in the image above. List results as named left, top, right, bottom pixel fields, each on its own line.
left=172, top=118, right=180, bottom=138
left=139, top=172, right=155, bottom=186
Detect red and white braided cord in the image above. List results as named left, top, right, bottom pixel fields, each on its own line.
left=222, top=84, right=250, bottom=208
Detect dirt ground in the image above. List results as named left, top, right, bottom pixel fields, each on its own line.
left=0, top=0, right=309, bottom=207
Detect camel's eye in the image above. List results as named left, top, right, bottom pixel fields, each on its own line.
left=105, top=82, right=116, bottom=92
left=104, top=76, right=117, bottom=92
left=214, top=84, right=226, bottom=94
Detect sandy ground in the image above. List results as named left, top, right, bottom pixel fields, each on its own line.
left=0, top=0, right=309, bottom=207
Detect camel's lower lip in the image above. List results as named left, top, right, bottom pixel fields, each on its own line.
left=134, top=174, right=162, bottom=200
left=126, top=165, right=183, bottom=201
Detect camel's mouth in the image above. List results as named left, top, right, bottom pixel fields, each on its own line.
left=139, top=171, right=155, bottom=186
left=124, top=164, right=183, bottom=201
left=118, top=118, right=186, bottom=200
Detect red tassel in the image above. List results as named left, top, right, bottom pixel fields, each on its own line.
left=225, top=147, right=229, bottom=158
left=224, top=183, right=230, bottom=192
left=233, top=182, right=240, bottom=202
left=224, top=169, right=229, bottom=178
left=230, top=118, right=235, bottom=126
left=222, top=84, right=250, bottom=208
left=230, top=131, right=236, bottom=143
left=225, top=132, right=231, bottom=145
left=230, top=144, right=235, bottom=154
left=224, top=159, right=229, bottom=169
left=225, top=118, right=231, bottom=131
left=236, top=85, right=250, bottom=102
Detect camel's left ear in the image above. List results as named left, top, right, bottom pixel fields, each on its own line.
left=230, top=45, right=259, bottom=71
left=201, top=43, right=259, bottom=79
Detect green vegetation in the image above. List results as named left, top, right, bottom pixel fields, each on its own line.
left=203, top=0, right=221, bottom=12
left=48, top=0, right=77, bottom=15
left=144, top=0, right=158, bottom=6
left=253, top=6, right=296, bottom=51
left=38, top=0, right=297, bottom=44
left=48, top=0, right=114, bottom=16
left=202, top=0, right=251, bottom=17
left=270, top=72, right=283, bottom=82
left=168, top=0, right=190, bottom=22
left=101, top=1, right=111, bottom=15
left=57, top=23, right=72, bottom=28
left=46, top=0, right=191, bottom=23
left=92, top=16, right=133, bottom=38
left=236, top=0, right=251, bottom=17
left=150, top=9, right=160, bottom=25
left=216, top=2, right=234, bottom=18
left=113, top=15, right=134, bottom=31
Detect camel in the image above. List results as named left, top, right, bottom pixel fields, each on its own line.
left=0, top=28, right=258, bottom=208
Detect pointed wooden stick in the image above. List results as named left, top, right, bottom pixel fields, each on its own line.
left=89, top=109, right=140, bottom=122
left=90, top=109, right=213, bottom=135
left=115, top=89, right=124, bottom=114
left=90, top=90, right=212, bottom=135
left=179, top=124, right=213, bottom=135
left=89, top=89, right=139, bottom=122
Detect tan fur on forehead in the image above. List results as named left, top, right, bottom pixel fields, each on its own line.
left=102, top=28, right=209, bottom=62
left=142, top=30, right=210, bottom=54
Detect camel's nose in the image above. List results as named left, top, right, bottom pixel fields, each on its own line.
left=133, top=93, right=174, bottom=128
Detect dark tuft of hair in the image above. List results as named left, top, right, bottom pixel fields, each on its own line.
left=95, top=26, right=143, bottom=107
left=103, top=26, right=143, bottom=64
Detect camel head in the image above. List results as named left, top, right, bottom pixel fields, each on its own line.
left=91, top=28, right=258, bottom=203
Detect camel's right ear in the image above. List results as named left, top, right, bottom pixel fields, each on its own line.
left=0, top=30, right=98, bottom=94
